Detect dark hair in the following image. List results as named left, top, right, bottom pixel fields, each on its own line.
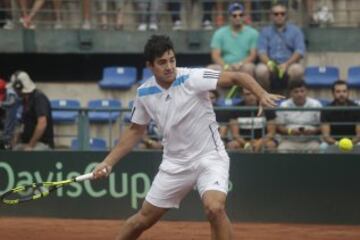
left=331, top=80, right=348, bottom=92
left=288, top=79, right=306, bottom=91
left=144, top=35, right=175, bottom=64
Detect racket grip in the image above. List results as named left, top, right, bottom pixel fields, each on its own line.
left=75, top=172, right=94, bottom=182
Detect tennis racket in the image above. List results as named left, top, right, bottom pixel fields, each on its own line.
left=1, top=171, right=102, bottom=205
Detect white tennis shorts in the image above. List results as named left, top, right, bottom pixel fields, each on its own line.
left=145, top=150, right=230, bottom=209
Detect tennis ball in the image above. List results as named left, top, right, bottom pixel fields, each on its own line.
left=338, top=138, right=353, bottom=152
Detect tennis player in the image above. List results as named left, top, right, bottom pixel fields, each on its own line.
left=94, top=35, right=283, bottom=240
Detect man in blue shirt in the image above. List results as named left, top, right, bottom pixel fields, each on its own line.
left=255, top=3, right=305, bottom=91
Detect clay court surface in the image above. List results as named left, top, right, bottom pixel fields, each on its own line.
left=1, top=217, right=360, bottom=240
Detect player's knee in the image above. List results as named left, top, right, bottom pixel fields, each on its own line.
left=204, top=202, right=226, bottom=222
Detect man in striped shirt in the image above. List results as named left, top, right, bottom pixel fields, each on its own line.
left=94, top=35, right=282, bottom=240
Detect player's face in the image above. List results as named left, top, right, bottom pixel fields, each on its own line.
left=333, top=84, right=349, bottom=104
left=290, top=86, right=307, bottom=106
left=272, top=6, right=287, bottom=26
left=148, top=50, right=177, bottom=89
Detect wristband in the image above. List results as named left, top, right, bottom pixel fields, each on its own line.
left=224, top=64, right=230, bottom=70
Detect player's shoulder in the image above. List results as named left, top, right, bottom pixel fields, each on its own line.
left=244, top=25, right=258, bottom=34
left=136, top=77, right=161, bottom=98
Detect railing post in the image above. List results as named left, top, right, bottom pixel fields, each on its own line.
left=77, top=108, right=90, bottom=150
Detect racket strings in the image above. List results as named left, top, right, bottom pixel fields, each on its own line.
left=2, top=184, right=52, bottom=203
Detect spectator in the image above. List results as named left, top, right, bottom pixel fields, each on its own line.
left=1, top=0, right=14, bottom=30
left=98, top=0, right=124, bottom=30
left=209, top=2, right=258, bottom=77
left=168, top=0, right=217, bottom=30
left=226, top=88, right=277, bottom=152
left=18, top=0, right=63, bottom=29
left=209, top=90, right=230, bottom=144
left=140, top=120, right=163, bottom=149
left=82, top=0, right=92, bottom=29
left=255, top=3, right=305, bottom=91
left=0, top=78, right=21, bottom=150
left=320, top=80, right=360, bottom=152
left=10, top=71, right=54, bottom=151
left=276, top=79, right=321, bottom=153
left=135, top=0, right=161, bottom=31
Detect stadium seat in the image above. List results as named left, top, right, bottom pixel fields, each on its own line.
left=87, top=99, right=122, bottom=123
left=51, top=99, right=80, bottom=123
left=304, top=66, right=339, bottom=87
left=71, top=137, right=107, bottom=151
left=347, top=66, right=360, bottom=88
left=138, top=68, right=153, bottom=84
left=216, top=98, right=242, bottom=107
left=98, top=66, right=137, bottom=89
left=123, top=100, right=134, bottom=123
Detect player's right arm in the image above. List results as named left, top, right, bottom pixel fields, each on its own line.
left=93, top=123, right=147, bottom=179
left=217, top=71, right=283, bottom=109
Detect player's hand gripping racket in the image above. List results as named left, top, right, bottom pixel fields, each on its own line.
left=1, top=169, right=107, bottom=205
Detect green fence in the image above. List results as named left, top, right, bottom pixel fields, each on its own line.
left=1, top=151, right=360, bottom=224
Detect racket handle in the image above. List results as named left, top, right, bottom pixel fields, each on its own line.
left=75, top=172, right=94, bottom=182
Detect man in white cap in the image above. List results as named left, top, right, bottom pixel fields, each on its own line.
left=11, top=71, right=54, bottom=151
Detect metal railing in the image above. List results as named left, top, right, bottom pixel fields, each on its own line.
left=48, top=105, right=360, bottom=153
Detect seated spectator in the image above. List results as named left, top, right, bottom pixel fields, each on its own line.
left=135, top=0, right=160, bottom=31
left=168, top=1, right=217, bottom=30
left=140, top=120, right=162, bottom=149
left=255, top=3, right=305, bottom=91
left=98, top=0, right=124, bottom=30
left=18, top=0, right=63, bottom=29
left=81, top=0, right=91, bottom=29
left=276, top=79, right=321, bottom=153
left=209, top=2, right=258, bottom=77
left=1, top=0, right=14, bottom=29
left=320, top=80, right=360, bottom=152
left=226, top=88, right=277, bottom=152
left=209, top=90, right=230, bottom=143
left=0, top=78, right=21, bottom=150
left=10, top=71, right=54, bottom=151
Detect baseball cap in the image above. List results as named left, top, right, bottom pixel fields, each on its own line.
left=228, top=2, right=244, bottom=14
left=11, top=71, right=36, bottom=93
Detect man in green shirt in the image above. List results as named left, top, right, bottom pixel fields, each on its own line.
left=209, top=2, right=258, bottom=78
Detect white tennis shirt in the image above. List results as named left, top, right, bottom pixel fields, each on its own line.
left=131, top=67, right=225, bottom=163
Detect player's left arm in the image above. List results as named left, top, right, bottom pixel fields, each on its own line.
left=217, top=71, right=283, bottom=109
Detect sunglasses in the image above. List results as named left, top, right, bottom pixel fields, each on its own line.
left=273, top=12, right=286, bottom=16
left=232, top=13, right=244, bottom=18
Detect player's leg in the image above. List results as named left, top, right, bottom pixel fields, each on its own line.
left=116, top=200, right=168, bottom=240
left=202, top=190, right=232, bottom=240
left=197, top=151, right=232, bottom=240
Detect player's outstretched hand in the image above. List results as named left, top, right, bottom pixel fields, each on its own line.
left=257, top=93, right=284, bottom=116
left=93, top=162, right=112, bottom=179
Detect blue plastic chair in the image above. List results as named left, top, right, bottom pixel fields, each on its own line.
left=51, top=99, right=80, bottom=123
left=71, top=137, right=107, bottom=151
left=347, top=66, right=360, bottom=88
left=138, top=68, right=153, bottom=84
left=304, top=66, right=339, bottom=87
left=99, top=66, right=137, bottom=89
left=87, top=99, right=122, bottom=123
left=216, top=98, right=242, bottom=107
